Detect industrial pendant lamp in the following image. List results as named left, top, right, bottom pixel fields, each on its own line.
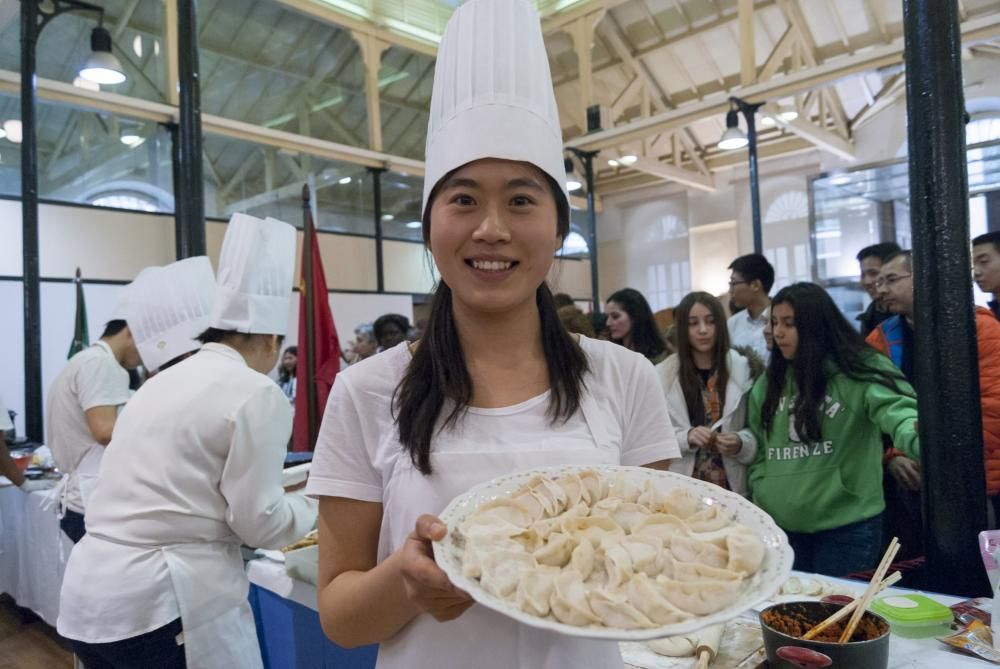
left=718, top=105, right=749, bottom=151
left=79, top=26, right=127, bottom=85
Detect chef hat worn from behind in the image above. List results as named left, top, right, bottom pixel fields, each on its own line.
left=122, top=256, right=216, bottom=371
left=210, top=213, right=296, bottom=336
left=421, top=0, right=568, bottom=219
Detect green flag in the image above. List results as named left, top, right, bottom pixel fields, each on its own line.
left=68, top=267, right=89, bottom=358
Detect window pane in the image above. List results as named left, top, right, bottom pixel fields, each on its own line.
left=0, top=93, right=174, bottom=213
left=203, top=133, right=374, bottom=234
left=0, top=1, right=168, bottom=104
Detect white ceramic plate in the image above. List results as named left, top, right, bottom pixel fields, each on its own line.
left=432, top=464, right=794, bottom=641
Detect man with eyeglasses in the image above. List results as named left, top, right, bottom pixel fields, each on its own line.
left=867, top=250, right=1000, bottom=541
left=856, top=242, right=902, bottom=338
left=726, top=253, right=774, bottom=362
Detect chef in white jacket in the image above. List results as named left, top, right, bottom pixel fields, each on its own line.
left=58, top=216, right=318, bottom=669
left=306, top=2, right=678, bottom=668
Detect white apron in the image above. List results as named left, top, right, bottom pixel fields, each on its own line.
left=43, top=444, right=103, bottom=517
left=85, top=532, right=264, bottom=669
left=375, top=391, right=625, bottom=669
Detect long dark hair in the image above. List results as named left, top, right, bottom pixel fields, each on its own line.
left=278, top=346, right=298, bottom=383
left=761, top=283, right=912, bottom=442
left=675, top=292, right=730, bottom=426
left=607, top=288, right=667, bottom=362
left=394, top=169, right=589, bottom=475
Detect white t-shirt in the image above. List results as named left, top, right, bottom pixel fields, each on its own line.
left=45, top=341, right=130, bottom=513
left=307, top=336, right=679, bottom=669
left=727, top=306, right=770, bottom=362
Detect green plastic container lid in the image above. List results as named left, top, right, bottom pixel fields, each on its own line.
left=871, top=594, right=953, bottom=625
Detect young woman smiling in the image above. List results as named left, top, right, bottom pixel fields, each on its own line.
left=657, top=292, right=758, bottom=497
left=304, top=2, right=679, bottom=668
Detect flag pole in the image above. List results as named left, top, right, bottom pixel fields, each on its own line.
left=302, top=185, right=319, bottom=450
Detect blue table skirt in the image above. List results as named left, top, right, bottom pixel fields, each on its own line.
left=250, top=583, right=378, bottom=669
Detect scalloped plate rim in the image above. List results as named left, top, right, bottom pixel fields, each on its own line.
left=431, top=464, right=794, bottom=641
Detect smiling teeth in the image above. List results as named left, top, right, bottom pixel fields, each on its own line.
left=472, top=260, right=513, bottom=271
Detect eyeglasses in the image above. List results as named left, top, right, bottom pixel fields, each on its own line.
left=874, top=274, right=912, bottom=289
left=728, top=280, right=748, bottom=288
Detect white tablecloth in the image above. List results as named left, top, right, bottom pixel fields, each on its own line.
left=250, top=558, right=996, bottom=669
left=0, top=483, right=68, bottom=627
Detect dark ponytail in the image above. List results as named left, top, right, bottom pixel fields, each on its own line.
left=393, top=171, right=590, bottom=475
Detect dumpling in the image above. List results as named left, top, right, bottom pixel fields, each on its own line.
left=467, top=497, right=534, bottom=529
left=727, top=530, right=766, bottom=575
left=570, top=537, right=596, bottom=580
left=615, top=502, right=653, bottom=531
left=661, top=488, right=702, bottom=519
left=516, top=568, right=557, bottom=617
left=555, top=472, right=591, bottom=508
left=684, top=504, right=731, bottom=532
left=620, top=535, right=667, bottom=577
left=688, top=524, right=751, bottom=549
left=512, top=488, right=548, bottom=522
left=601, top=538, right=634, bottom=589
left=631, top=514, right=691, bottom=541
left=533, top=532, right=577, bottom=567
left=673, top=561, right=744, bottom=583
left=562, top=516, right=625, bottom=547
left=624, top=573, right=693, bottom=625
left=655, top=576, right=742, bottom=615
left=462, top=536, right=522, bottom=578
left=550, top=569, right=601, bottom=626
left=669, top=534, right=729, bottom=569
left=607, top=472, right=642, bottom=502
left=637, top=479, right=670, bottom=513
left=588, top=588, right=656, bottom=629
left=577, top=469, right=607, bottom=502
left=600, top=500, right=652, bottom=532
left=648, top=635, right=698, bottom=657
left=479, top=549, right=537, bottom=599
left=526, top=475, right=569, bottom=517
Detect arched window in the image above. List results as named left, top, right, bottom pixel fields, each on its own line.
left=764, top=191, right=809, bottom=224
left=90, top=193, right=160, bottom=212
left=556, top=230, right=589, bottom=257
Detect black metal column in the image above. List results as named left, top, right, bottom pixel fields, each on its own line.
left=581, top=152, right=600, bottom=315
left=370, top=168, right=385, bottom=292
left=904, top=0, right=988, bottom=596
left=736, top=99, right=764, bottom=255
left=20, top=0, right=43, bottom=442
left=174, top=0, right=205, bottom=258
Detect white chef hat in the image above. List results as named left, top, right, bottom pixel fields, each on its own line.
left=122, top=256, right=216, bottom=371
left=210, top=213, right=296, bottom=335
left=421, top=0, right=567, bottom=219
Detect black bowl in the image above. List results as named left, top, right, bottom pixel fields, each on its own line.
left=759, top=601, right=890, bottom=669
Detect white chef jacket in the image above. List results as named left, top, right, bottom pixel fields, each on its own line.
left=727, top=306, right=770, bottom=363
left=58, top=344, right=318, bottom=661
left=46, top=341, right=130, bottom=513
left=307, top=336, right=680, bottom=669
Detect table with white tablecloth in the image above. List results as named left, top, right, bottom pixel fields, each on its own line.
left=0, top=482, right=67, bottom=627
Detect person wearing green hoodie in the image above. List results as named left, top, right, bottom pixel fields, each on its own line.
left=748, top=282, right=919, bottom=576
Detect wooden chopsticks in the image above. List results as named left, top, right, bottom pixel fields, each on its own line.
left=836, top=538, right=900, bottom=643
left=800, top=570, right=901, bottom=641
left=800, top=537, right=902, bottom=643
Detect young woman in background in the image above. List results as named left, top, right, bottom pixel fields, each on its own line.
left=658, top=292, right=757, bottom=497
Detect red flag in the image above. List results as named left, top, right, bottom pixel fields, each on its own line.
left=293, top=226, right=340, bottom=451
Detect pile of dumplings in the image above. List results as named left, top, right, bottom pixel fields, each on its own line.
left=456, top=470, right=766, bottom=630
